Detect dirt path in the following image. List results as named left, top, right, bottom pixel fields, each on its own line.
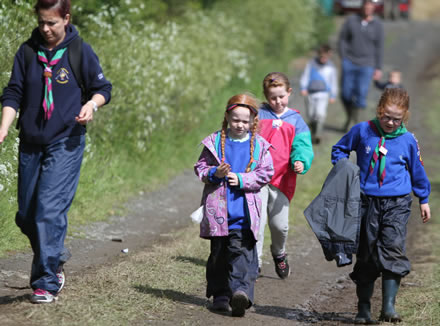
left=0, top=170, right=202, bottom=298
left=1, top=17, right=439, bottom=326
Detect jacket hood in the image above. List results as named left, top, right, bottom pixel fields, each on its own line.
left=260, top=103, right=300, bottom=118
left=29, top=24, right=79, bottom=53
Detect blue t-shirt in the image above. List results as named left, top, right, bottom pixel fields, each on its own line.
left=208, top=133, right=252, bottom=230
left=224, top=136, right=251, bottom=230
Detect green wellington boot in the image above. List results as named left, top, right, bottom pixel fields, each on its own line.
left=354, top=282, right=378, bottom=324
left=379, top=273, right=402, bottom=323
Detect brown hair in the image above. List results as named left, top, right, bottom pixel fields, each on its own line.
left=376, top=88, right=410, bottom=124
left=35, top=0, right=71, bottom=20
left=221, top=94, right=260, bottom=172
left=262, top=72, right=291, bottom=98
left=318, top=43, right=332, bottom=55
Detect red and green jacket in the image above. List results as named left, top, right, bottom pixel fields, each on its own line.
left=259, top=104, right=314, bottom=201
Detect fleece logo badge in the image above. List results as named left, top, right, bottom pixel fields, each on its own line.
left=272, top=120, right=283, bottom=129
left=365, top=145, right=371, bottom=154
left=55, top=68, right=70, bottom=84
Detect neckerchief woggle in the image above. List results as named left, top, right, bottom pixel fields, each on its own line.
left=37, top=48, right=67, bottom=120
left=368, top=118, right=407, bottom=187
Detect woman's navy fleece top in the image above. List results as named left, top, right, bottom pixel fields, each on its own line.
left=1, top=24, right=112, bottom=145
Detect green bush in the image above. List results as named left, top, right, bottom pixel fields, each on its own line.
left=79, top=0, right=322, bottom=154
left=0, top=1, right=35, bottom=253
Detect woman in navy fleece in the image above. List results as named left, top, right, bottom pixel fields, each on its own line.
left=332, top=88, right=431, bottom=324
left=0, top=0, right=111, bottom=303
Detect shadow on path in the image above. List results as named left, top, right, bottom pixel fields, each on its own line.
left=0, top=294, right=29, bottom=305
left=134, top=283, right=357, bottom=324
left=172, top=255, right=206, bottom=267
left=134, top=284, right=207, bottom=307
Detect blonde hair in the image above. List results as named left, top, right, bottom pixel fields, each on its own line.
left=221, top=93, right=260, bottom=172
left=376, top=88, right=410, bottom=124
left=262, top=72, right=291, bottom=98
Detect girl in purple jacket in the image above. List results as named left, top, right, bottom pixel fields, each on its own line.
left=194, top=93, right=274, bottom=317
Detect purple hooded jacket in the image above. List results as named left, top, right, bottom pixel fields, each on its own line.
left=194, top=131, right=274, bottom=240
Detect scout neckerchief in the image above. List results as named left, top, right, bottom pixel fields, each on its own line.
left=37, top=48, right=67, bottom=120
left=368, top=118, right=407, bottom=187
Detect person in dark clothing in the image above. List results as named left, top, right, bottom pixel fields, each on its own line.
left=332, top=88, right=431, bottom=324
left=0, top=0, right=112, bottom=304
left=338, top=0, right=384, bottom=132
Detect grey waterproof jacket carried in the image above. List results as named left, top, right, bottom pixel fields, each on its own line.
left=304, top=158, right=361, bottom=267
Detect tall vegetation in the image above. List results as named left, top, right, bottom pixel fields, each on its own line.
left=0, top=0, right=332, bottom=254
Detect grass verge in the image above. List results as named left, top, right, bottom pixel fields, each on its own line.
left=396, top=72, right=440, bottom=325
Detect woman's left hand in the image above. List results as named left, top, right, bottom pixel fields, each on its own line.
left=75, top=101, right=95, bottom=125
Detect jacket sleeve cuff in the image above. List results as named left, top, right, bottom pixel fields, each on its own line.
left=419, top=197, right=429, bottom=204
left=208, top=167, right=222, bottom=184
left=1, top=100, right=19, bottom=111
left=94, top=91, right=112, bottom=105
left=237, top=173, right=244, bottom=189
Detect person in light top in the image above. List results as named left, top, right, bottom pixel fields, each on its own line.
left=300, top=43, right=338, bottom=144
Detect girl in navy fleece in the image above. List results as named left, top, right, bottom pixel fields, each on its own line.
left=0, top=0, right=111, bottom=304
left=332, top=88, right=430, bottom=323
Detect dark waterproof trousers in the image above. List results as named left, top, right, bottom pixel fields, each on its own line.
left=206, top=229, right=258, bottom=305
left=16, top=135, right=85, bottom=294
left=350, top=194, right=412, bottom=284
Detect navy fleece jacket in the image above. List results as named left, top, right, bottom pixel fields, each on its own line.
left=1, top=25, right=112, bottom=145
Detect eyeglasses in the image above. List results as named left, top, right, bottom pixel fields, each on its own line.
left=381, top=116, right=402, bottom=125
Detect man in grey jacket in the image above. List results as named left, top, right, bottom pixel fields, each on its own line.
left=338, top=0, right=384, bottom=131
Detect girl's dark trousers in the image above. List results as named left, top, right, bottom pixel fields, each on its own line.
left=15, top=135, right=85, bottom=294
left=206, top=229, right=258, bottom=305
left=350, top=193, right=413, bottom=284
